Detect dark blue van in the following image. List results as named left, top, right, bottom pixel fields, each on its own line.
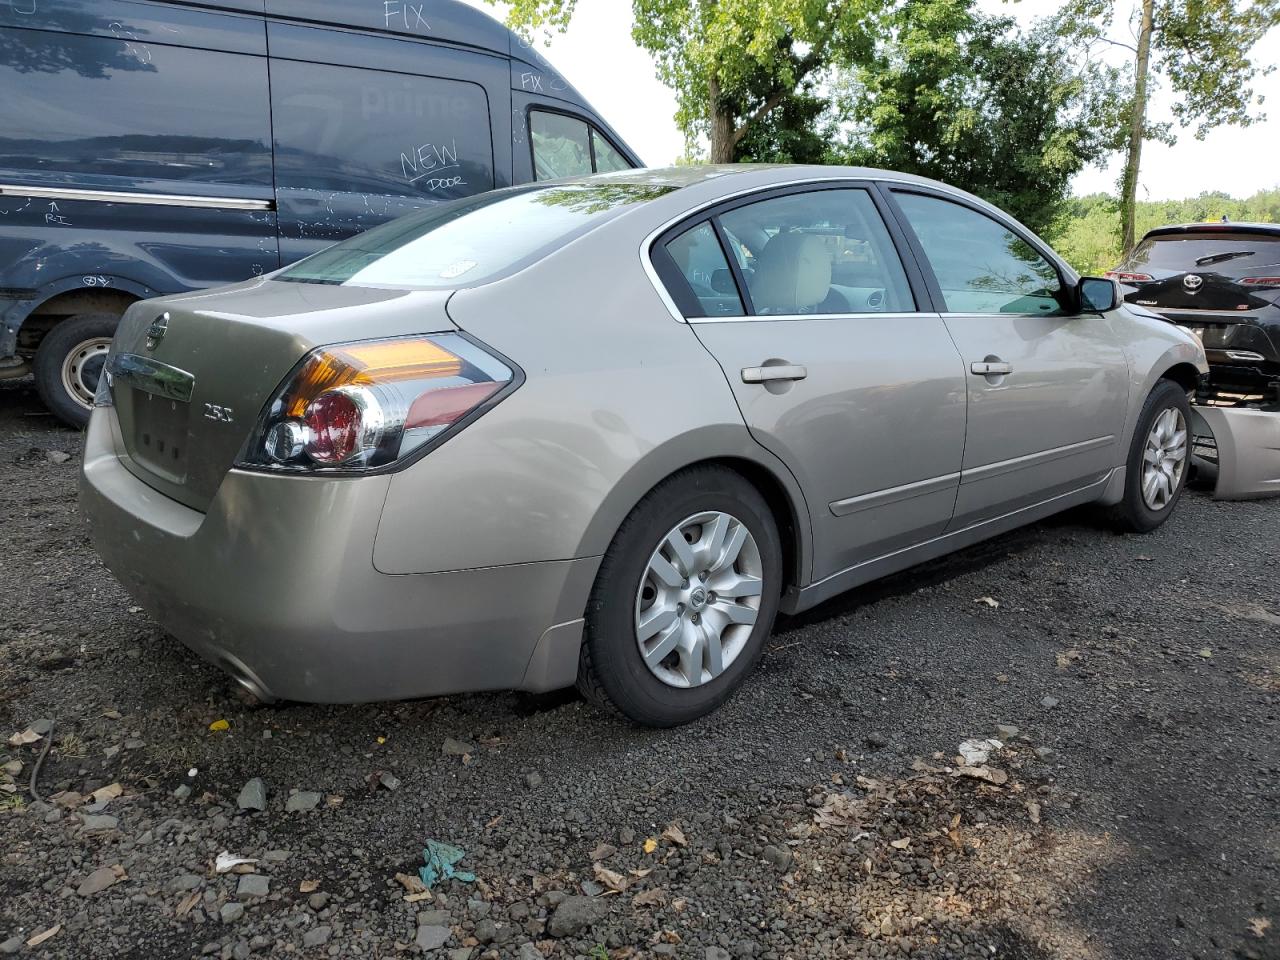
left=0, top=0, right=639, bottom=425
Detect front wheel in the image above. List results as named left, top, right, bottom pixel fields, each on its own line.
left=577, top=466, right=783, bottom=727
left=33, top=313, right=120, bottom=428
left=1110, top=379, right=1192, bottom=532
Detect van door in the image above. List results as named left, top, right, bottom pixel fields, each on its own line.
left=269, top=57, right=497, bottom=264
left=0, top=3, right=280, bottom=289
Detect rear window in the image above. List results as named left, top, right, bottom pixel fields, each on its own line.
left=277, top=182, right=674, bottom=289
left=1127, top=234, right=1280, bottom=277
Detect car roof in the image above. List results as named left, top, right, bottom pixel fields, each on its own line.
left=1143, top=222, right=1280, bottom=240
left=573, top=163, right=964, bottom=192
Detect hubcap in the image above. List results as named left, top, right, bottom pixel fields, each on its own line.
left=60, top=337, right=112, bottom=410
left=1141, top=406, right=1187, bottom=511
left=634, top=510, right=764, bottom=689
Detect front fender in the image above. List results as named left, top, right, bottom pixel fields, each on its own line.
left=1113, top=311, right=1208, bottom=457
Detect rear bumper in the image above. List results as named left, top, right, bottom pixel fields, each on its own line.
left=79, top=408, right=597, bottom=702
left=1190, top=405, right=1280, bottom=500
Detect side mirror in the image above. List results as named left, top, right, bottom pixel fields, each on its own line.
left=1078, top=276, right=1120, bottom=313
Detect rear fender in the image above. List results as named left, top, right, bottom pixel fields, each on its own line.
left=573, top=424, right=815, bottom=591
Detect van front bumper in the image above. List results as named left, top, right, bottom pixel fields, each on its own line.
left=78, top=409, right=596, bottom=702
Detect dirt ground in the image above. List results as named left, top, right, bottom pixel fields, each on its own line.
left=1, top=375, right=1277, bottom=960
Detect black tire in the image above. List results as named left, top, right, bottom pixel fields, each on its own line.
left=1110, top=379, right=1193, bottom=532
left=33, top=312, right=120, bottom=428
left=577, top=465, right=783, bottom=727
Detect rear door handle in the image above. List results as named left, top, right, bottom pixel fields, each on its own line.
left=742, top=364, right=808, bottom=383
left=970, top=360, right=1012, bottom=376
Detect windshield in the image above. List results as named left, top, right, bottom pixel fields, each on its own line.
left=278, top=183, right=675, bottom=289
left=1126, top=234, right=1280, bottom=278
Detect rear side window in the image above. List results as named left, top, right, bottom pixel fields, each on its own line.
left=530, top=110, right=633, bottom=180
left=278, top=183, right=674, bottom=289
left=271, top=61, right=495, bottom=200
left=664, top=222, right=744, bottom=317
left=894, top=192, right=1064, bottom=315
left=0, top=28, right=270, bottom=189
left=1125, top=234, right=1280, bottom=278
left=718, top=188, right=915, bottom=315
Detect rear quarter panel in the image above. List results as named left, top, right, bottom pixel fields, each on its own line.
left=370, top=210, right=811, bottom=577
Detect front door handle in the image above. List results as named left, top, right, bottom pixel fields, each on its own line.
left=970, top=360, right=1012, bottom=376
left=742, top=363, right=808, bottom=384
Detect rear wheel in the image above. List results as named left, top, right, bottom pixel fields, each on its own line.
left=33, top=313, right=119, bottom=428
left=577, top=466, right=783, bottom=727
left=1110, top=379, right=1192, bottom=532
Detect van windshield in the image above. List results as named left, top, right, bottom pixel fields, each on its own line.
left=277, top=183, right=675, bottom=289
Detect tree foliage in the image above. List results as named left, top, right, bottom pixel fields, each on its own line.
left=496, top=0, right=881, bottom=161
left=831, top=0, right=1127, bottom=235
left=1061, top=0, right=1280, bottom=250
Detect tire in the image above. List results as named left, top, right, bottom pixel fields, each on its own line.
left=577, top=465, right=783, bottom=727
left=33, top=313, right=119, bottom=428
left=1110, top=379, right=1193, bottom=532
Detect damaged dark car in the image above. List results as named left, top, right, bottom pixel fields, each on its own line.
left=1110, top=221, right=1280, bottom=407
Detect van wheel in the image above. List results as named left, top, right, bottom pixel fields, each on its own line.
left=33, top=313, right=119, bottom=428
left=1110, top=379, right=1192, bottom=532
left=577, top=465, right=783, bottom=727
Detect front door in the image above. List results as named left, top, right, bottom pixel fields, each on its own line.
left=654, top=185, right=968, bottom=582
left=888, top=190, right=1131, bottom=528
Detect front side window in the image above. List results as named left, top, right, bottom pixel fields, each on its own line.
left=278, top=182, right=674, bottom=289
left=894, top=192, right=1065, bottom=315
left=530, top=111, right=592, bottom=179
left=664, top=222, right=744, bottom=317
left=717, top=189, right=915, bottom=315
left=592, top=132, right=631, bottom=173
left=530, top=110, right=634, bottom=180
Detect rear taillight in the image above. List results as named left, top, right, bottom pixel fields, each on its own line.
left=236, top=333, right=517, bottom=473
left=1240, top=277, right=1280, bottom=286
left=1105, top=271, right=1153, bottom=282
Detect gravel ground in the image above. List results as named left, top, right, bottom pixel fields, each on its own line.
left=1, top=375, right=1277, bottom=960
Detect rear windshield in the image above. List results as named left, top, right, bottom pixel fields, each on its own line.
left=278, top=182, right=675, bottom=289
left=1126, top=234, right=1280, bottom=277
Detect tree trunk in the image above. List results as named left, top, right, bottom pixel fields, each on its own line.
left=1120, top=0, right=1155, bottom=255
left=708, top=75, right=735, bottom=163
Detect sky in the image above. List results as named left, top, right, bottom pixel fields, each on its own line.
left=463, top=0, right=1280, bottom=202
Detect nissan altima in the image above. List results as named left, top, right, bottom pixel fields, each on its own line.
left=80, top=166, right=1208, bottom=726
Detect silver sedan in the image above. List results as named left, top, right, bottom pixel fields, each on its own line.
left=80, top=165, right=1208, bottom=726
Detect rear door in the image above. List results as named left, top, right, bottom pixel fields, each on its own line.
left=886, top=188, right=1130, bottom=529
left=653, top=183, right=967, bottom=581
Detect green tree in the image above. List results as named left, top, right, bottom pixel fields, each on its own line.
left=1065, top=0, right=1280, bottom=254
left=834, top=0, right=1126, bottom=235
left=493, top=0, right=881, bottom=162
left=732, top=89, right=835, bottom=164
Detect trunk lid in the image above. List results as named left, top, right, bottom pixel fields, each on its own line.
left=1118, top=231, right=1280, bottom=318
left=1126, top=271, right=1276, bottom=315
left=108, top=279, right=457, bottom=511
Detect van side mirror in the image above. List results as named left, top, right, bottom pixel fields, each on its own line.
left=1078, top=276, right=1119, bottom=313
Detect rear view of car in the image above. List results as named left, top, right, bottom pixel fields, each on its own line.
left=1110, top=223, right=1280, bottom=406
